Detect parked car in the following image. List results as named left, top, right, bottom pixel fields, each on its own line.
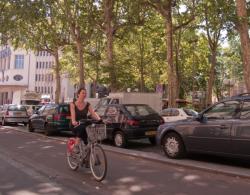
left=28, top=103, right=71, bottom=135
left=160, top=108, right=198, bottom=122
left=0, top=104, right=29, bottom=126
left=157, top=93, right=250, bottom=159
left=95, top=104, right=164, bottom=148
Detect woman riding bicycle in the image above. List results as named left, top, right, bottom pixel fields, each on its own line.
left=70, top=87, right=101, bottom=146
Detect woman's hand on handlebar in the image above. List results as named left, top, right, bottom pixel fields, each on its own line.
left=72, top=121, right=79, bottom=126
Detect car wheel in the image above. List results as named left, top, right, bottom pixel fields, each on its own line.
left=23, top=122, right=27, bottom=127
left=28, top=121, right=34, bottom=132
left=162, top=132, right=186, bottom=159
left=114, top=131, right=127, bottom=148
left=148, top=137, right=156, bottom=145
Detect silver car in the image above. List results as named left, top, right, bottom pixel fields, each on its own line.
left=0, top=104, right=29, bottom=126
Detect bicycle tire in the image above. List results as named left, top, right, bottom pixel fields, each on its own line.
left=90, top=144, right=107, bottom=181
left=66, top=151, right=79, bottom=171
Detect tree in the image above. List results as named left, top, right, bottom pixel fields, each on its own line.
left=142, top=0, right=195, bottom=107
left=97, top=0, right=145, bottom=91
left=202, top=1, right=225, bottom=106
left=235, top=0, right=250, bottom=91
left=58, top=0, right=98, bottom=88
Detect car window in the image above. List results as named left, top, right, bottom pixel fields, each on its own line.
left=8, top=105, right=26, bottom=111
left=171, top=109, right=179, bottom=116
left=105, top=106, right=120, bottom=123
left=59, top=105, right=70, bottom=114
left=203, top=100, right=240, bottom=120
left=48, top=107, right=58, bottom=115
left=161, top=109, right=172, bottom=116
left=183, top=108, right=197, bottom=117
left=125, top=105, right=157, bottom=117
left=42, top=106, right=52, bottom=115
left=95, top=105, right=107, bottom=116
left=240, top=100, right=250, bottom=119
left=37, top=105, right=46, bottom=114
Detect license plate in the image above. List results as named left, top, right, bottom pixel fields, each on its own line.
left=145, top=131, right=156, bottom=136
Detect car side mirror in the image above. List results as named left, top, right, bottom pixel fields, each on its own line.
left=196, top=114, right=207, bottom=123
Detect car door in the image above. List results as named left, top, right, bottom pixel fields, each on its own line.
left=232, top=99, right=250, bottom=156
left=186, top=100, right=240, bottom=154
left=103, top=105, right=121, bottom=139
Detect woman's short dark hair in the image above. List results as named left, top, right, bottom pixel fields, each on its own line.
left=77, top=87, right=86, bottom=96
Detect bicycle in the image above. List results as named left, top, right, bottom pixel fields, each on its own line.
left=66, top=119, right=107, bottom=181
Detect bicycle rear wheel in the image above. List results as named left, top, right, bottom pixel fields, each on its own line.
left=67, top=151, right=79, bottom=170
left=90, top=144, right=107, bottom=181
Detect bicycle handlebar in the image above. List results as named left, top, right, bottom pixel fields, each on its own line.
left=73, top=119, right=103, bottom=128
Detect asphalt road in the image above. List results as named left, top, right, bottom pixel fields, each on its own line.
left=1, top=126, right=250, bottom=195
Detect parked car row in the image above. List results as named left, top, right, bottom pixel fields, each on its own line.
left=3, top=93, right=250, bottom=161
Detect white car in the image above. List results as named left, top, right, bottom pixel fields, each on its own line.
left=160, top=108, right=198, bottom=122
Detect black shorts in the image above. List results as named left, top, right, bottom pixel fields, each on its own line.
left=72, top=124, right=88, bottom=144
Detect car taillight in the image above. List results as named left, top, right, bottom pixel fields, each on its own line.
left=126, top=119, right=139, bottom=126
left=5, top=111, right=9, bottom=116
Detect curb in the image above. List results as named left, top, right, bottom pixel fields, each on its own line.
left=4, top=126, right=250, bottom=180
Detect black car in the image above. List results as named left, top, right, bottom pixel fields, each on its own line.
left=28, top=103, right=71, bottom=135
left=157, top=93, right=250, bottom=159
left=95, top=104, right=164, bottom=148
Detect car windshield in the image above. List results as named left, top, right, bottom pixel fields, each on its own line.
left=8, top=105, right=26, bottom=111
left=125, top=105, right=157, bottom=117
left=183, top=108, right=198, bottom=116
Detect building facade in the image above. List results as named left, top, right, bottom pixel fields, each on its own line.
left=0, top=45, right=74, bottom=105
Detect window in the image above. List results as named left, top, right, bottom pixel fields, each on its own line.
left=161, top=109, right=172, bottom=116
left=171, top=109, right=180, bottom=116
left=14, top=55, right=24, bottom=69
left=35, top=74, right=38, bottom=81
left=240, top=101, right=250, bottom=119
left=36, top=62, right=39, bottom=69
left=125, top=105, right=157, bottom=117
left=204, top=100, right=240, bottom=120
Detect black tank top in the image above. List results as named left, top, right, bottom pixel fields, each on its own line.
left=74, top=102, right=90, bottom=121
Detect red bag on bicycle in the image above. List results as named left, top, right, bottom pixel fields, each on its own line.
left=67, top=138, right=76, bottom=153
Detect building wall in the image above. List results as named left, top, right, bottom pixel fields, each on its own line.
left=0, top=45, right=74, bottom=105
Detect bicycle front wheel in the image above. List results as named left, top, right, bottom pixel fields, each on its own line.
left=90, top=144, right=107, bottom=181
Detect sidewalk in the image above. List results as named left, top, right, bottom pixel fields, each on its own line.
left=5, top=125, right=250, bottom=180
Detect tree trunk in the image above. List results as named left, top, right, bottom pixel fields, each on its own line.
left=165, top=7, right=178, bottom=108
left=139, top=32, right=145, bottom=92
left=104, top=0, right=116, bottom=91
left=206, top=50, right=216, bottom=106
left=76, top=40, right=85, bottom=88
left=235, top=0, right=250, bottom=91
left=54, top=50, right=61, bottom=104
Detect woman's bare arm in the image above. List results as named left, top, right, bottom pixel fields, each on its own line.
left=88, top=105, right=101, bottom=120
